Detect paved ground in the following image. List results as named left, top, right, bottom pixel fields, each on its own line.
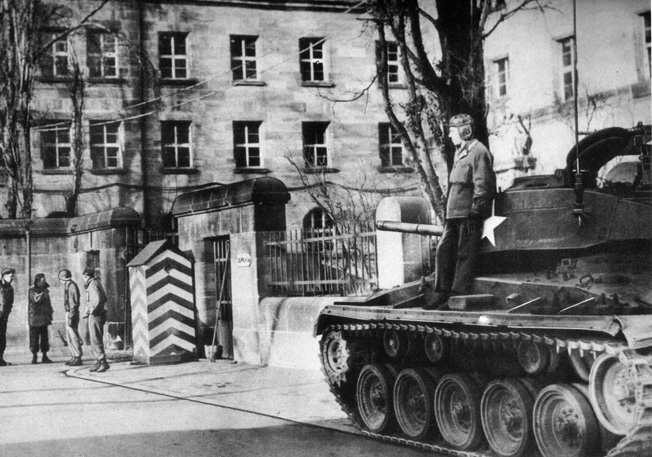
left=68, top=357, right=357, bottom=433
left=1, top=354, right=437, bottom=456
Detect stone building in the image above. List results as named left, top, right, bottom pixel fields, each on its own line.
left=28, top=0, right=417, bottom=231
left=22, top=0, right=652, bottom=228
left=484, top=0, right=651, bottom=190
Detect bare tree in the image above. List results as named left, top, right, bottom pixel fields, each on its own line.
left=66, top=44, right=84, bottom=216
left=369, top=0, right=548, bottom=218
left=0, top=0, right=108, bottom=219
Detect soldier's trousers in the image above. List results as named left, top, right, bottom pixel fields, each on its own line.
left=434, top=218, right=482, bottom=295
left=65, top=312, right=82, bottom=358
left=0, top=317, right=7, bottom=359
left=29, top=325, right=50, bottom=354
left=87, top=315, right=106, bottom=361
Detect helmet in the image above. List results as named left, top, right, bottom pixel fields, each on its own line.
left=58, top=269, right=72, bottom=280
left=449, top=114, right=474, bottom=128
left=449, top=114, right=474, bottom=141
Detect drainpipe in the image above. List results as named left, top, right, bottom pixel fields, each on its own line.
left=138, top=0, right=149, bottom=229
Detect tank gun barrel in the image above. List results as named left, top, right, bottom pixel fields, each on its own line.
left=376, top=220, right=444, bottom=236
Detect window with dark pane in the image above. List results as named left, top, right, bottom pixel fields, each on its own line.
left=41, top=123, right=71, bottom=169
left=39, top=32, right=70, bottom=77
left=302, top=122, right=329, bottom=167
left=495, top=57, right=509, bottom=97
left=379, top=123, right=403, bottom=167
left=159, top=32, right=188, bottom=79
left=559, top=37, right=575, bottom=101
left=90, top=121, right=121, bottom=169
left=233, top=121, right=262, bottom=168
left=299, top=37, right=325, bottom=82
left=161, top=121, right=192, bottom=168
left=386, top=42, right=400, bottom=83
left=87, top=32, right=118, bottom=78
left=230, top=35, right=258, bottom=81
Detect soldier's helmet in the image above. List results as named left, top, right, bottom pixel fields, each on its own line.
left=449, top=114, right=474, bottom=141
left=58, top=269, right=72, bottom=280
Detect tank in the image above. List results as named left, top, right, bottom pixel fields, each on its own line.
left=315, top=124, right=652, bottom=457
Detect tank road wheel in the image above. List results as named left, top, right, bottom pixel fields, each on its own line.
left=533, top=383, right=600, bottom=457
left=517, top=341, right=551, bottom=375
left=393, top=368, right=437, bottom=440
left=383, top=329, right=410, bottom=359
left=434, top=373, right=485, bottom=450
left=424, top=333, right=449, bottom=363
left=356, top=364, right=397, bottom=433
left=320, top=331, right=351, bottom=386
left=481, top=379, right=536, bottom=457
left=589, top=353, right=637, bottom=435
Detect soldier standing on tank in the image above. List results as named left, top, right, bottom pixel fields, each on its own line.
left=426, top=114, right=496, bottom=309
left=59, top=269, right=83, bottom=366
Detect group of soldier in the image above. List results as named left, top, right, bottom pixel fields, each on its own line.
left=0, top=266, right=110, bottom=373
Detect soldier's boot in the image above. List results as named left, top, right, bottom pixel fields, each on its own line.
left=41, top=353, right=53, bottom=364
left=65, top=357, right=75, bottom=366
left=31, top=353, right=38, bottom=364
left=96, top=359, right=110, bottom=373
left=68, top=357, right=82, bottom=367
left=89, top=360, right=101, bottom=372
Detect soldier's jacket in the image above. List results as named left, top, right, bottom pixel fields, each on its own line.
left=28, top=286, right=53, bottom=327
left=63, top=280, right=81, bottom=323
left=83, top=277, right=107, bottom=318
left=0, top=280, right=14, bottom=320
left=446, top=139, right=496, bottom=220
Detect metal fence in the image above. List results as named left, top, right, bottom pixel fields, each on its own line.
left=263, top=222, right=377, bottom=297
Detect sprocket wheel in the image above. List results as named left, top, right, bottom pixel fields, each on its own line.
left=320, top=330, right=352, bottom=385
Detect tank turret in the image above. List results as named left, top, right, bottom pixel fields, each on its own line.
left=316, top=124, right=652, bottom=457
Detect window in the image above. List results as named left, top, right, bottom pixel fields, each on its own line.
left=386, top=42, right=402, bottom=84
left=493, top=57, right=509, bottom=97
left=161, top=121, right=191, bottom=168
left=230, top=35, right=258, bottom=81
left=41, top=123, right=71, bottom=169
left=90, top=121, right=122, bottom=169
left=642, top=11, right=651, bottom=79
left=159, top=32, right=188, bottom=79
left=379, top=123, right=403, bottom=167
left=302, top=122, right=329, bottom=168
left=559, top=36, right=575, bottom=101
left=40, top=32, right=69, bottom=77
left=299, top=37, right=325, bottom=82
left=87, top=32, right=118, bottom=78
left=233, top=121, right=262, bottom=168
left=304, top=208, right=333, bottom=232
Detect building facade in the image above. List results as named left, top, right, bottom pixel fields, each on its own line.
left=21, top=0, right=652, bottom=227
left=28, top=0, right=417, bottom=230
left=484, top=0, right=651, bottom=190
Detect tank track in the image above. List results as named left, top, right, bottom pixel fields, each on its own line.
left=320, top=321, right=652, bottom=457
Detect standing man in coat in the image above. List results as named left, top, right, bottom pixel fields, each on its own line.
left=28, top=273, right=54, bottom=364
left=427, top=114, right=496, bottom=309
left=59, top=269, right=82, bottom=366
left=82, top=267, right=109, bottom=372
left=0, top=268, right=15, bottom=367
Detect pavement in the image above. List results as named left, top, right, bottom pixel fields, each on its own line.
left=61, top=352, right=358, bottom=436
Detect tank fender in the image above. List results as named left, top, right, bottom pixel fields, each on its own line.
left=615, top=315, right=652, bottom=350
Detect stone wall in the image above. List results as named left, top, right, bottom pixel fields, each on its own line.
left=1, top=209, right=140, bottom=359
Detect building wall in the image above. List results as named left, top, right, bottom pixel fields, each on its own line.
left=484, top=0, right=651, bottom=190
left=19, top=0, right=652, bottom=226
left=26, top=0, right=417, bottom=229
